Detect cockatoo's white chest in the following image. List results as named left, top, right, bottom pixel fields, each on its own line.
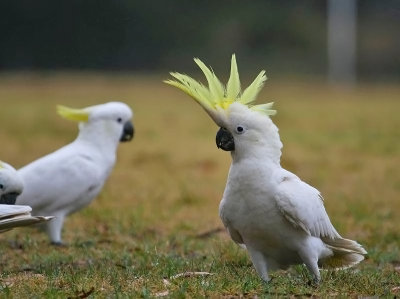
left=220, top=161, right=278, bottom=232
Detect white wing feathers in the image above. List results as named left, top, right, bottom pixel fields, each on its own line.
left=0, top=205, right=53, bottom=232
left=17, top=144, right=102, bottom=215
left=273, top=170, right=340, bottom=239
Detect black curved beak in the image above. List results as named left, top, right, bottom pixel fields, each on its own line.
left=120, top=121, right=134, bottom=142
left=0, top=192, right=19, bottom=205
left=216, top=127, right=235, bottom=151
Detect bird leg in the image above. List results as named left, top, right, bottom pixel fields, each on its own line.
left=247, top=247, right=270, bottom=282
left=46, top=214, right=65, bottom=245
left=298, top=250, right=321, bottom=283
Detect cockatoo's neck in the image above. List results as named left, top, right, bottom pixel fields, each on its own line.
left=231, top=141, right=282, bottom=167
left=76, top=121, right=120, bottom=159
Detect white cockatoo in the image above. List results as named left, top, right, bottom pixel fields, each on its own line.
left=16, top=102, right=134, bottom=244
left=165, top=55, right=367, bottom=282
left=0, top=161, right=53, bottom=232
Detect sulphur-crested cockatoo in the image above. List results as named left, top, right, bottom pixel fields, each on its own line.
left=165, top=55, right=367, bottom=282
left=16, top=102, right=134, bottom=244
left=0, top=161, right=53, bottom=232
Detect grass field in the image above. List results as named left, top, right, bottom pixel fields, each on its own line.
left=0, top=73, right=399, bottom=297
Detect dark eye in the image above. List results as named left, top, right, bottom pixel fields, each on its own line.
left=236, top=126, right=245, bottom=134
left=0, top=184, right=3, bottom=189
left=117, top=117, right=122, bottom=123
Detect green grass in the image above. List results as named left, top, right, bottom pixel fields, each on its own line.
left=0, top=73, right=399, bottom=297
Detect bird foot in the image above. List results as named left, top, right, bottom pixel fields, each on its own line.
left=261, top=276, right=272, bottom=283
left=51, top=241, right=67, bottom=247
left=308, top=277, right=320, bottom=287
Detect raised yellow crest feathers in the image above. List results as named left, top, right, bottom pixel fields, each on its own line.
left=164, top=54, right=276, bottom=120
left=57, top=105, right=90, bottom=122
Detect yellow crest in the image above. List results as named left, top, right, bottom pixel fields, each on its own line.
left=0, top=161, right=4, bottom=169
left=164, top=54, right=276, bottom=119
left=57, top=105, right=90, bottom=122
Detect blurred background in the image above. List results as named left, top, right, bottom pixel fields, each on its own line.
left=0, top=0, right=399, bottom=83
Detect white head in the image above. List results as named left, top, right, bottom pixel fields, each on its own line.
left=0, top=161, right=24, bottom=204
left=57, top=101, right=134, bottom=146
left=165, top=55, right=282, bottom=163
left=220, top=102, right=282, bottom=162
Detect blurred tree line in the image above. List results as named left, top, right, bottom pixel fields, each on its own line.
left=0, top=0, right=399, bottom=80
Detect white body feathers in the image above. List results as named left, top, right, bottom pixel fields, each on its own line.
left=17, top=141, right=114, bottom=241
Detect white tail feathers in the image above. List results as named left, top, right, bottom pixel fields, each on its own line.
left=320, top=237, right=367, bottom=269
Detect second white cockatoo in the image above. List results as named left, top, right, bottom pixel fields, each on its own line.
left=16, top=102, right=134, bottom=244
left=165, top=55, right=366, bottom=283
